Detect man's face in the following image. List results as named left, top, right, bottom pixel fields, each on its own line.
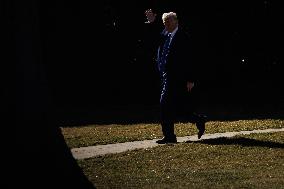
left=163, top=17, right=178, bottom=32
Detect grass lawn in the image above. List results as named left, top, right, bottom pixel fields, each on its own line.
left=61, top=119, right=284, bottom=148
left=61, top=119, right=284, bottom=188
left=78, top=132, right=284, bottom=188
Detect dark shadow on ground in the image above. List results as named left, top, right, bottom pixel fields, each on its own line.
left=9, top=1, right=96, bottom=188
left=186, top=137, right=284, bottom=149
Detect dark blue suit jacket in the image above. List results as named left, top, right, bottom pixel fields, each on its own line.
left=146, top=22, right=199, bottom=114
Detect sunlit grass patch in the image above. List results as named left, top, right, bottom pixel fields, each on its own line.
left=78, top=132, right=284, bottom=189
left=62, top=119, right=284, bottom=148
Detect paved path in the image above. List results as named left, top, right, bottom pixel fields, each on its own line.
left=71, top=128, right=284, bottom=160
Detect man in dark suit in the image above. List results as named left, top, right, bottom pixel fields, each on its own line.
left=145, top=9, right=206, bottom=144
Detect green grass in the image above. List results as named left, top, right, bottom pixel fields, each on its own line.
left=78, top=132, right=284, bottom=189
left=61, top=119, right=284, bottom=148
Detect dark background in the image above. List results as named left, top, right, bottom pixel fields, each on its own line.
left=38, top=0, right=283, bottom=124
left=5, top=0, right=284, bottom=128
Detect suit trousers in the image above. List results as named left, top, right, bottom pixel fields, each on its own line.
left=160, top=80, right=201, bottom=139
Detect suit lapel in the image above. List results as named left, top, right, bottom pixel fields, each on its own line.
left=169, top=29, right=180, bottom=49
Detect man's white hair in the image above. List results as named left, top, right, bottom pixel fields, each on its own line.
left=162, top=12, right=178, bottom=22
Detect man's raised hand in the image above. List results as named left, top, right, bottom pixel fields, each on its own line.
left=145, top=9, right=157, bottom=23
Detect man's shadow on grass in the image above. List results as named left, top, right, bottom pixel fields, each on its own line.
left=186, top=137, right=284, bottom=149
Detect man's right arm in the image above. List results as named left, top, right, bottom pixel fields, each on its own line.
left=145, top=9, right=157, bottom=23
left=143, top=9, right=163, bottom=50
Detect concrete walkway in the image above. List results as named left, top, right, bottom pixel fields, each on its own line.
left=71, top=128, right=284, bottom=160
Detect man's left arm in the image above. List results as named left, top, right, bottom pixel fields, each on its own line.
left=183, top=32, right=198, bottom=93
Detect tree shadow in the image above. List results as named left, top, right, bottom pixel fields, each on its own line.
left=186, top=137, right=284, bottom=149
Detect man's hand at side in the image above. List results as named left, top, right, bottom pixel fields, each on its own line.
left=187, top=81, right=194, bottom=92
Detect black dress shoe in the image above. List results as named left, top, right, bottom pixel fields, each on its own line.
left=196, top=118, right=206, bottom=139
left=156, top=137, right=177, bottom=144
